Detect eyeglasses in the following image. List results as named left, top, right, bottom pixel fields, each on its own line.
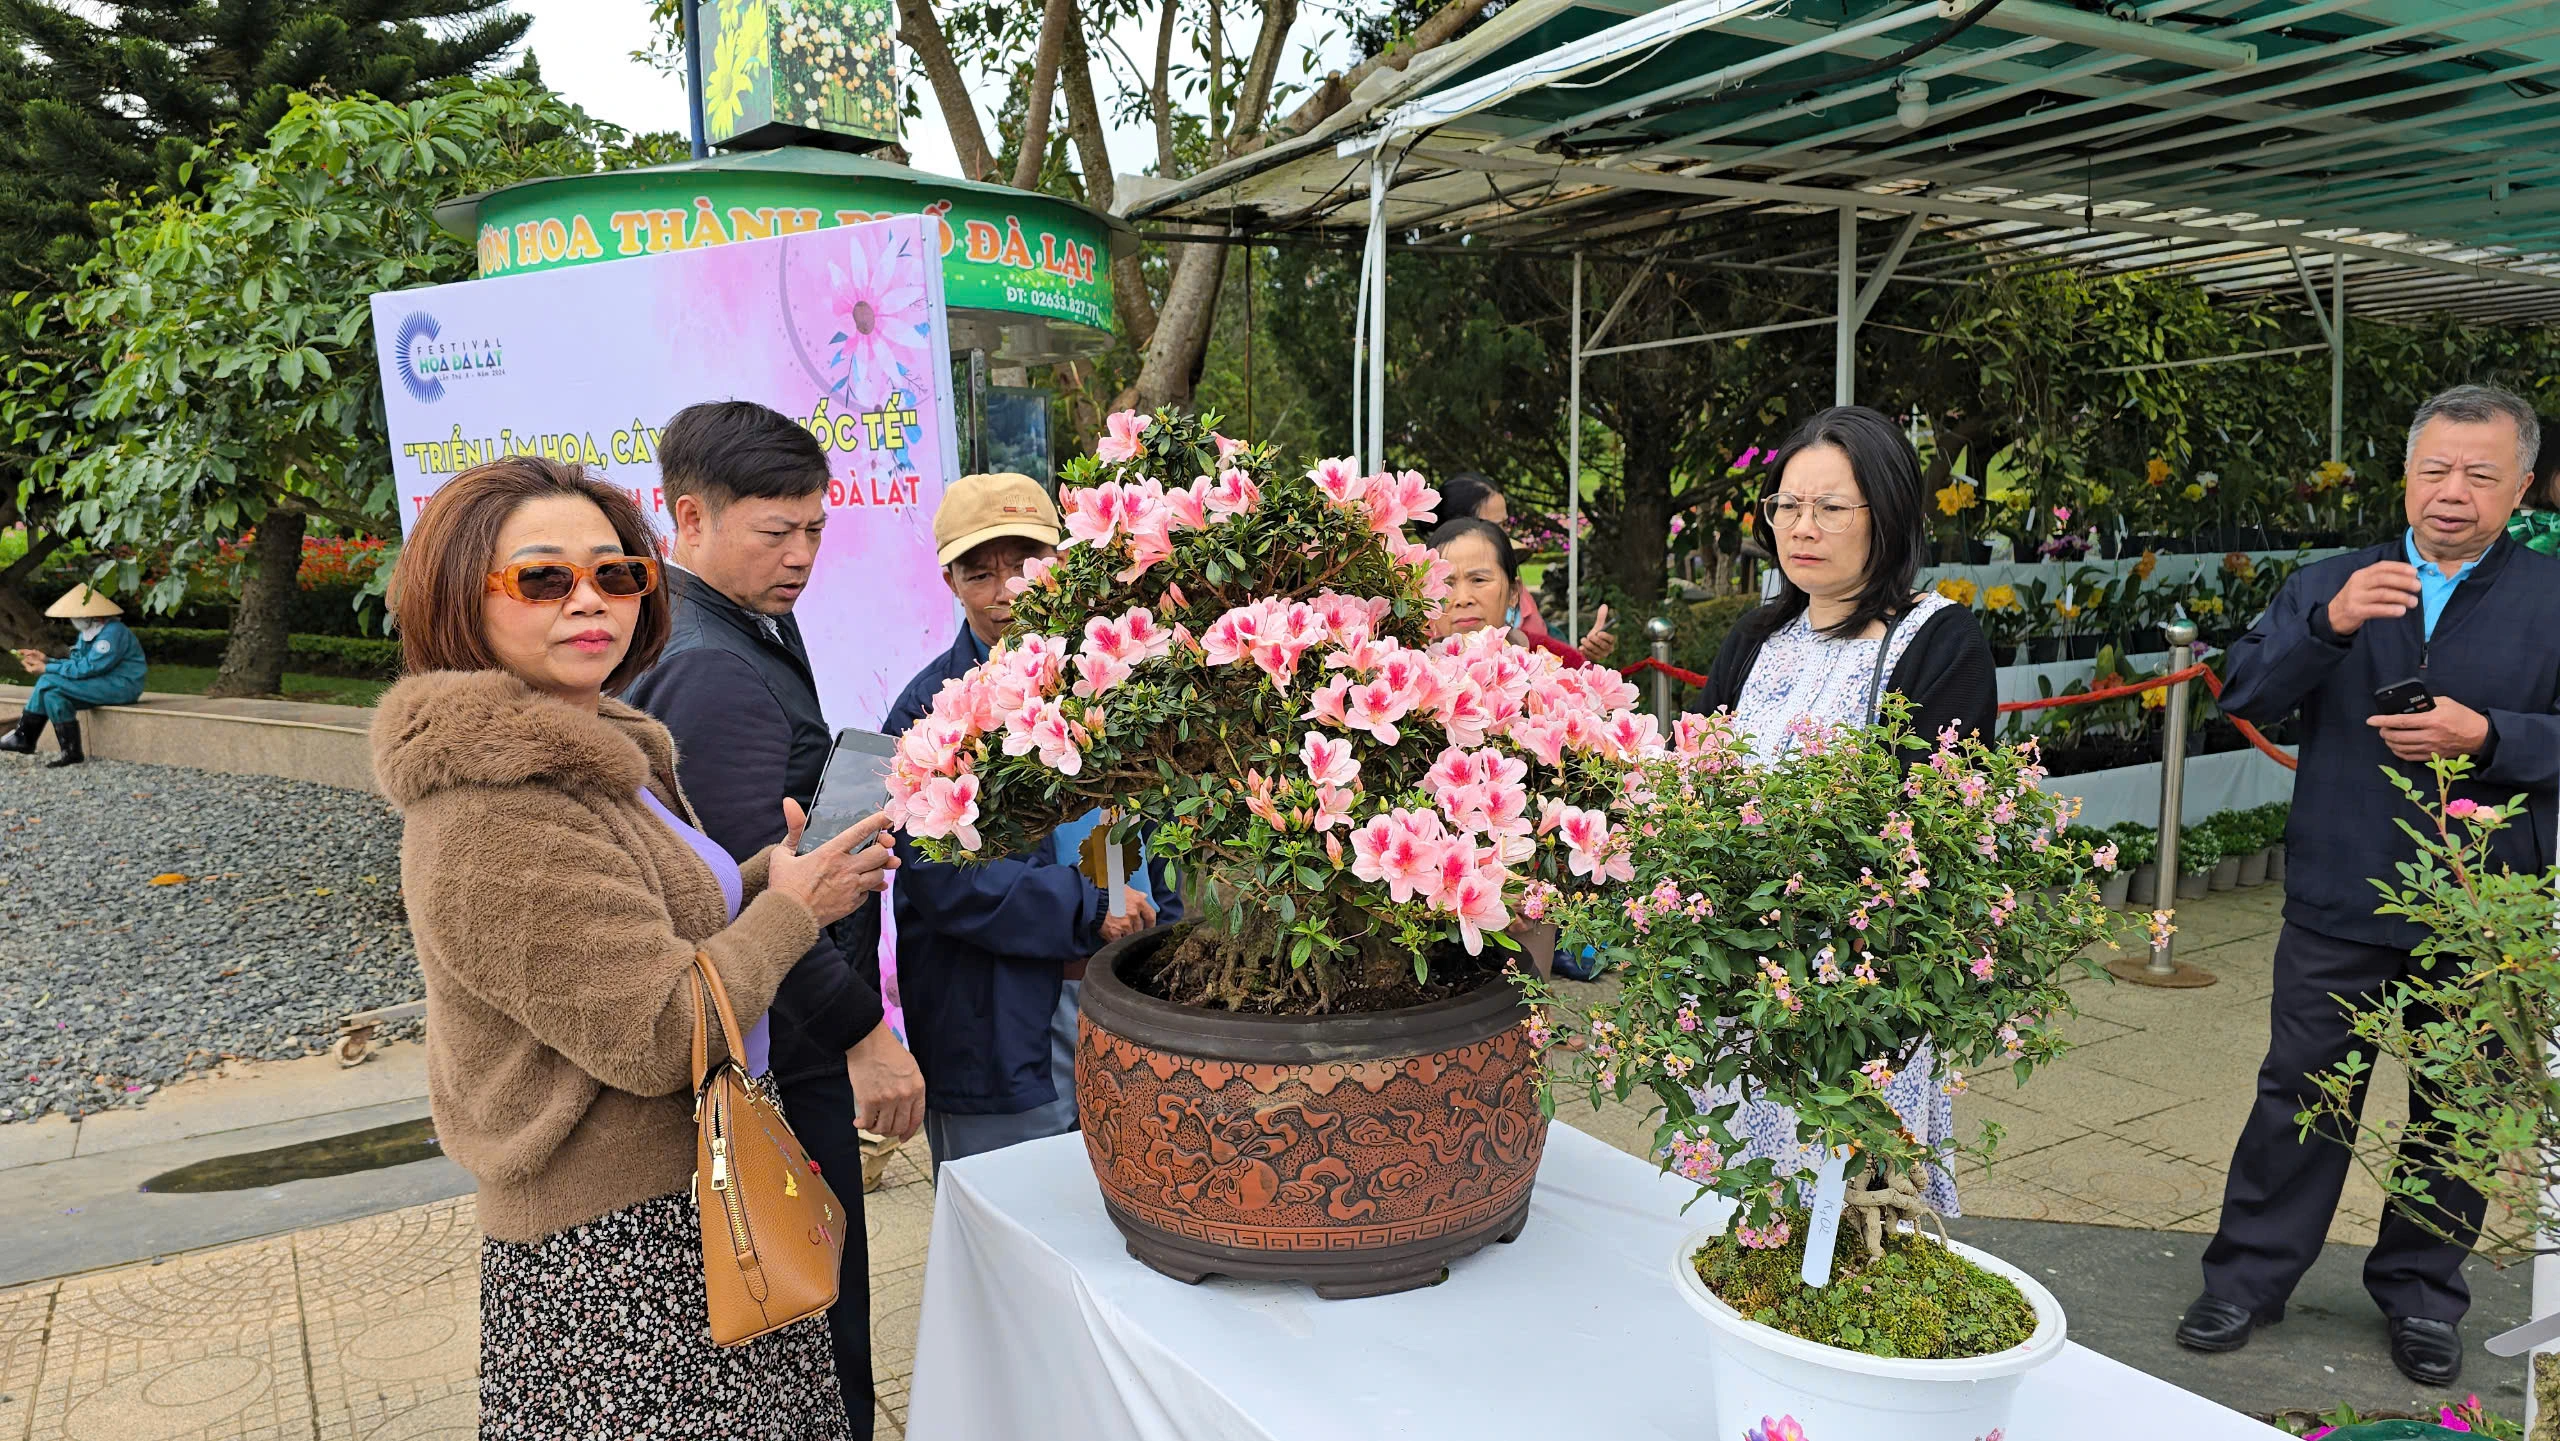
left=1760, top=495, right=1870, bottom=534
left=484, top=557, right=661, bottom=604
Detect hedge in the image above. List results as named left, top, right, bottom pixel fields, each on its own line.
left=127, top=627, right=401, bottom=680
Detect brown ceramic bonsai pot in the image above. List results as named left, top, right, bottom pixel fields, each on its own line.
left=1074, top=925, right=1549, bottom=1299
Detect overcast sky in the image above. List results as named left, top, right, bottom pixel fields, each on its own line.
left=510, top=1, right=1357, bottom=195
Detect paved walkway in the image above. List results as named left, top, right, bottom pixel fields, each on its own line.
left=0, top=885, right=2502, bottom=1437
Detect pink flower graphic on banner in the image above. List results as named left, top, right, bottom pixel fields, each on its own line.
left=823, top=230, right=932, bottom=406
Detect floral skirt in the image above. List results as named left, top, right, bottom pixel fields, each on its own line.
left=1694, top=1038, right=1963, bottom=1216
left=479, top=1191, right=849, bottom=1440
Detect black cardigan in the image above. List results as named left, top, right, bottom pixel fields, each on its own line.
left=1683, top=601, right=2001, bottom=749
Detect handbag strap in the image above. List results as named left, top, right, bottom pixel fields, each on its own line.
left=1862, top=605, right=1914, bottom=726
left=689, top=949, right=749, bottom=1090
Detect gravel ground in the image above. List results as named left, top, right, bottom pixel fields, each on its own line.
left=0, top=756, right=418, bottom=1121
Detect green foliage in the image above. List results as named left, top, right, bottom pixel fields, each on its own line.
left=2177, top=820, right=2226, bottom=873
left=1688, top=1212, right=2036, bottom=1360
left=61, top=81, right=673, bottom=612
left=2302, top=758, right=2560, bottom=1265
left=125, top=627, right=399, bottom=680
left=1530, top=700, right=2118, bottom=1228
left=2105, top=822, right=2157, bottom=870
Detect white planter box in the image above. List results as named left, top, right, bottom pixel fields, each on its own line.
left=2045, top=746, right=2296, bottom=832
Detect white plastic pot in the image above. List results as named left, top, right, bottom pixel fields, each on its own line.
left=1671, top=1225, right=2067, bottom=1441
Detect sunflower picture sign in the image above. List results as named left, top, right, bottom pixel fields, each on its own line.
left=701, top=0, right=901, bottom=152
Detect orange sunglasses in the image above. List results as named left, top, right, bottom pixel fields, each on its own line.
left=484, top=556, right=662, bottom=604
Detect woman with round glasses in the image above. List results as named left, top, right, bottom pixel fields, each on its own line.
left=371, top=456, right=892, bottom=1438
left=1682, top=404, right=1998, bottom=1217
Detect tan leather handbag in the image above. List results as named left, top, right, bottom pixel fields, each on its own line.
left=690, top=950, right=845, bottom=1346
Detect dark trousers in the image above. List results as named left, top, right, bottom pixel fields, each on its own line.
left=779, top=1067, right=874, bottom=1439
left=2200, top=922, right=2485, bottom=1323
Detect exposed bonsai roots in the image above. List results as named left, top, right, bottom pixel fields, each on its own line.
left=1846, top=1165, right=1949, bottom=1261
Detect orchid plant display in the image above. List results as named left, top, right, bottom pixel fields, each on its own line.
left=1524, top=704, right=2119, bottom=1256
left=887, top=409, right=1655, bottom=1013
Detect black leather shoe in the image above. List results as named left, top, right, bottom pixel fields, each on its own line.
left=42, top=717, right=81, bottom=767
left=2389, top=1316, right=2462, bottom=1387
left=0, top=712, right=41, bottom=754
left=2176, top=1293, right=2270, bottom=1353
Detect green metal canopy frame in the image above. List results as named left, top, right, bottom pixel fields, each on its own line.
left=1130, top=0, right=2560, bottom=633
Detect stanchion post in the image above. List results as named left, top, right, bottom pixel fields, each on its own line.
left=2109, top=619, right=2216, bottom=988
left=1646, top=617, right=1676, bottom=727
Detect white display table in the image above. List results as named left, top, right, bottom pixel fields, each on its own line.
left=905, top=1123, right=2284, bottom=1440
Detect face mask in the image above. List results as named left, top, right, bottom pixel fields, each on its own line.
left=74, top=619, right=105, bottom=642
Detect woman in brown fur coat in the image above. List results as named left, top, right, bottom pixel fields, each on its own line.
left=372, top=457, right=895, bottom=1439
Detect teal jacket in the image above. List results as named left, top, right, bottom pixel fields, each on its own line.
left=45, top=620, right=147, bottom=699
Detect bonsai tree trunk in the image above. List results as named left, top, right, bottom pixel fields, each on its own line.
left=209, top=510, right=304, bottom=698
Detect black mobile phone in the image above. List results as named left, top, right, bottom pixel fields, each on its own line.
left=800, top=728, right=900, bottom=853
left=2372, top=677, right=2436, bottom=716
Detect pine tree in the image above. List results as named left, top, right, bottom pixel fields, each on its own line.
left=0, top=0, right=532, bottom=289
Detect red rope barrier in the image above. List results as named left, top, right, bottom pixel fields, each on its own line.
left=1618, top=653, right=2299, bottom=772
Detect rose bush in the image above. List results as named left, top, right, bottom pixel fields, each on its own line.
left=1527, top=705, right=2119, bottom=1249
left=887, top=410, right=1655, bottom=1012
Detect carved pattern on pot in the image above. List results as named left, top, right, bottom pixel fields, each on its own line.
left=1077, top=1016, right=1547, bottom=1255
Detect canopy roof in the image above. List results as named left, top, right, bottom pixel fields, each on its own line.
left=1130, top=0, right=2560, bottom=325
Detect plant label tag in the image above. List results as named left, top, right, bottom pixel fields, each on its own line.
left=1800, top=1147, right=1852, bottom=1289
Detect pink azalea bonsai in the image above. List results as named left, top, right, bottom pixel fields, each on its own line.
left=888, top=409, right=1651, bottom=1013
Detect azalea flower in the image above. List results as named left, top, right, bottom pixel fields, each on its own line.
left=1095, top=409, right=1151, bottom=463
left=902, top=773, right=982, bottom=850
left=1307, top=456, right=1368, bottom=507
left=1300, top=731, right=1359, bottom=789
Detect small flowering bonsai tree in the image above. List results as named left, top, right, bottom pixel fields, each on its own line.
left=2305, top=760, right=2559, bottom=1274
left=887, top=409, right=1656, bottom=1013
left=1527, top=703, right=2118, bottom=1342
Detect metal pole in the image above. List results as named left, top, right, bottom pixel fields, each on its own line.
left=2329, top=258, right=2347, bottom=463
left=2109, top=618, right=2218, bottom=989
left=682, top=0, right=709, bottom=159
left=1568, top=251, right=1583, bottom=646
left=1365, top=149, right=1392, bottom=475
left=1646, top=616, right=1676, bottom=726
left=1835, top=205, right=1857, bottom=407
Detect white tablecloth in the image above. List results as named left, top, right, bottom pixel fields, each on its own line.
left=904, top=1124, right=2283, bottom=1440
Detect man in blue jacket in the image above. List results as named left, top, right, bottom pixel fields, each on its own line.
left=623, top=400, right=920, bottom=1438
left=4, top=586, right=147, bottom=767
left=2176, top=384, right=2560, bottom=1386
left=884, top=471, right=1178, bottom=1171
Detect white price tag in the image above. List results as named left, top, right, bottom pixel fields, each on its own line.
left=1799, top=1146, right=1852, bottom=1289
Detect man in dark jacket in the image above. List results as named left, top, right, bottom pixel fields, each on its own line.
left=2176, top=384, right=2560, bottom=1387
left=884, top=471, right=1178, bottom=1171
left=623, top=400, right=922, bottom=1437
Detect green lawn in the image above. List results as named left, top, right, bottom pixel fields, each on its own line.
left=2, top=659, right=384, bottom=707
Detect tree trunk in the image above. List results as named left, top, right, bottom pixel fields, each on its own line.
left=1115, top=0, right=1297, bottom=412
left=1060, top=17, right=1158, bottom=346
left=209, top=510, right=304, bottom=698
left=1011, top=0, right=1076, bottom=191
left=0, top=529, right=64, bottom=651
left=1610, top=417, right=1674, bottom=614
left=896, top=0, right=998, bottom=182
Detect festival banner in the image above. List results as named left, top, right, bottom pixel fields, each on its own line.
left=371, top=214, right=962, bottom=732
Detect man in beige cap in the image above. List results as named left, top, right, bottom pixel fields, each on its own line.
left=4, top=585, right=146, bottom=767
left=881, top=473, right=1179, bottom=1171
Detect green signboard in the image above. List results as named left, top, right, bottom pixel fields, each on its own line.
left=700, top=0, right=901, bottom=151
left=444, top=150, right=1116, bottom=342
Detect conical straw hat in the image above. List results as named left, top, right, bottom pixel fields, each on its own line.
left=44, top=585, right=122, bottom=619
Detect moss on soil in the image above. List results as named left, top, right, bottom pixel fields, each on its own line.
left=1690, top=1209, right=2037, bottom=1360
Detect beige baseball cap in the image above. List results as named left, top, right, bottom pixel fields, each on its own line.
left=45, top=585, right=121, bottom=619
left=935, top=472, right=1061, bottom=567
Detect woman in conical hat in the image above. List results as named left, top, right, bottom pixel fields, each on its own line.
left=2, top=585, right=147, bottom=767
